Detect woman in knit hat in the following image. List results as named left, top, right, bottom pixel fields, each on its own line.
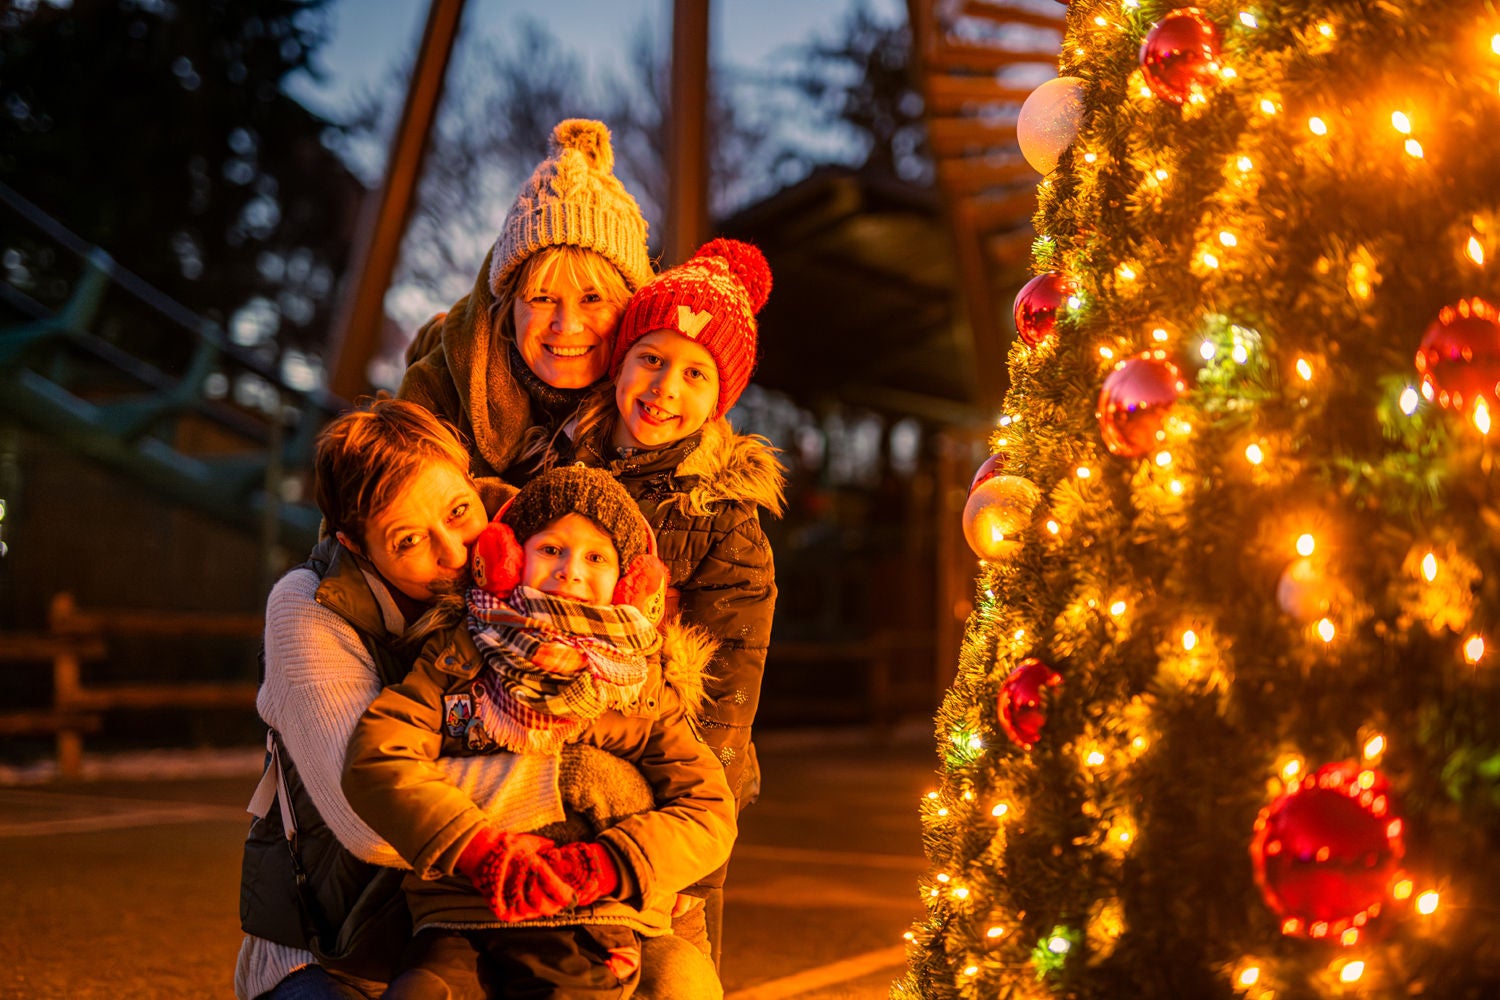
left=559, top=238, right=786, bottom=965
left=399, top=119, right=654, bottom=502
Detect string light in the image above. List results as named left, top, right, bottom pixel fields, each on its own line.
left=1317, top=618, right=1336, bottom=642
left=1110, top=600, right=1127, bottom=615
left=1116, top=263, right=1137, bottom=281
left=1417, top=891, right=1440, bottom=915
left=1239, top=12, right=1258, bottom=29
left=1182, top=630, right=1198, bottom=650
left=1245, top=443, right=1265, bottom=465
left=1339, top=961, right=1365, bottom=984
left=1156, top=450, right=1173, bottom=467
left=1399, top=386, right=1421, bottom=414
left=1296, top=357, right=1313, bottom=380
left=1394, top=879, right=1414, bottom=900
left=1076, top=466, right=1092, bottom=479
left=1422, top=552, right=1438, bottom=581
left=1085, top=749, right=1106, bottom=766
left=1046, top=519, right=1061, bottom=534
left=986, top=925, right=1006, bottom=939
left=1200, top=341, right=1217, bottom=360
left=1280, top=756, right=1303, bottom=782
left=1406, top=138, right=1424, bottom=158
left=1100, top=346, right=1116, bottom=360
left=1296, top=534, right=1316, bottom=557
left=1236, top=155, right=1254, bottom=172
left=1309, top=116, right=1328, bottom=136
left=1468, top=237, right=1486, bottom=265
left=962, top=964, right=979, bottom=976
left=1464, top=635, right=1485, bottom=664
left=1475, top=399, right=1491, bottom=434
left=1168, top=479, right=1184, bottom=495
left=1152, top=327, right=1169, bottom=342
left=1259, top=98, right=1279, bottom=115
left=1237, top=965, right=1261, bottom=987
left=1391, top=111, right=1412, bottom=134
left=992, top=802, right=1010, bottom=818
left=1363, top=734, right=1386, bottom=759
left=1219, top=230, right=1238, bottom=247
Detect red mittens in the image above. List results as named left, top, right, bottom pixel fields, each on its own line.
left=542, top=840, right=621, bottom=908
left=456, top=828, right=572, bottom=922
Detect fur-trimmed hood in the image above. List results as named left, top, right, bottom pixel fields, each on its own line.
left=671, top=418, right=786, bottom=518
left=659, top=617, right=718, bottom=719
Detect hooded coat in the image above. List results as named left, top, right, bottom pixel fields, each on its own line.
left=572, top=418, right=784, bottom=816
left=342, top=618, right=735, bottom=935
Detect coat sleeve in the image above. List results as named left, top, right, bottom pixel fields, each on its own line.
left=595, top=692, right=737, bottom=912
left=341, top=653, right=491, bottom=879
left=673, top=504, right=777, bottom=806
left=260, top=569, right=406, bottom=867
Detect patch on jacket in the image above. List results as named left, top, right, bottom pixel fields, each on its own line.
left=443, top=694, right=473, bottom=737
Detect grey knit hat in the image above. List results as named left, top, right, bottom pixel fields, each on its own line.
left=489, top=119, right=654, bottom=295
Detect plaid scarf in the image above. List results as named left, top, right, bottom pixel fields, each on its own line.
left=468, top=585, right=660, bottom=754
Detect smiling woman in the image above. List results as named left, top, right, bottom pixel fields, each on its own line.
left=398, top=119, right=654, bottom=497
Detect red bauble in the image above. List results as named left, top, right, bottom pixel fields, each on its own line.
left=997, top=658, right=1063, bottom=751
left=1415, top=297, right=1500, bottom=413
left=1096, top=354, right=1185, bottom=458
left=1139, top=8, right=1222, bottom=105
left=1014, top=273, right=1075, bottom=347
left=1250, top=761, right=1405, bottom=942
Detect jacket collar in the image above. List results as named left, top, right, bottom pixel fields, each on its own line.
left=312, top=537, right=413, bottom=641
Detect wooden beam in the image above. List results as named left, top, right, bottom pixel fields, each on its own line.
left=927, top=117, right=1020, bottom=158
left=958, top=1, right=1067, bottom=32
left=924, top=42, right=1062, bottom=74
left=665, top=0, right=711, bottom=267
left=924, top=74, right=1036, bottom=115
left=936, top=155, right=1036, bottom=197
left=327, top=0, right=468, bottom=401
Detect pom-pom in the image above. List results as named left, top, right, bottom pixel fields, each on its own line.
left=550, top=119, right=613, bottom=173
left=695, top=238, right=772, bottom=312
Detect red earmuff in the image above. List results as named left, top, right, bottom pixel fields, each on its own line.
left=613, top=552, right=668, bottom=624
left=472, top=500, right=525, bottom=597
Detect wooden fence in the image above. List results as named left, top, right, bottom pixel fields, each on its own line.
left=0, top=592, right=262, bottom=778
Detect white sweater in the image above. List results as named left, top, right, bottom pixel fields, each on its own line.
left=234, top=567, right=563, bottom=1000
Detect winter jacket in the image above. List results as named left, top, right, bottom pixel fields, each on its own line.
left=342, top=618, right=736, bottom=936
left=572, top=418, right=784, bottom=813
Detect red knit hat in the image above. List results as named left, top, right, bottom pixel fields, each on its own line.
left=609, top=238, right=772, bottom=419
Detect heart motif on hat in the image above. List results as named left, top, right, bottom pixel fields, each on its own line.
left=676, top=305, right=712, bottom=338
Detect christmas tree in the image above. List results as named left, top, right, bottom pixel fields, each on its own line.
left=898, top=1, right=1500, bottom=997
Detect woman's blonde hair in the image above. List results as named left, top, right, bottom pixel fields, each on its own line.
left=489, top=244, right=634, bottom=360
left=314, top=398, right=473, bottom=549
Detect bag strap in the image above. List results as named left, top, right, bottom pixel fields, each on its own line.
left=259, top=728, right=337, bottom=945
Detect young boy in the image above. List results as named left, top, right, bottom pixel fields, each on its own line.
left=341, top=466, right=735, bottom=999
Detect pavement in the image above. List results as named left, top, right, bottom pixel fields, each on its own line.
left=0, top=727, right=937, bottom=999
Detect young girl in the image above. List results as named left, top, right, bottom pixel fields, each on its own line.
left=561, top=239, right=784, bottom=958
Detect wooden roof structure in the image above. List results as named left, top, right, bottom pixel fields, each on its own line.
left=906, top=0, right=1068, bottom=410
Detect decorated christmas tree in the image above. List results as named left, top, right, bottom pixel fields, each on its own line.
left=897, top=1, right=1500, bottom=997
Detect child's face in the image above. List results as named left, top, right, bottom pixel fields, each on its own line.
left=344, top=460, right=486, bottom=603
left=512, top=254, right=624, bottom=389
left=612, top=329, right=720, bottom=450
left=520, top=513, right=621, bottom=605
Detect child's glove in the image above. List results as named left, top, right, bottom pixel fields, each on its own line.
left=456, top=828, right=572, bottom=922
left=541, top=840, right=621, bottom=908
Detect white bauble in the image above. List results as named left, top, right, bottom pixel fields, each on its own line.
left=1017, top=76, right=1086, bottom=175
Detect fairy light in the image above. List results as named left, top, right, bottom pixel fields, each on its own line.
left=1317, top=21, right=1334, bottom=38
left=1317, top=618, right=1336, bottom=642
left=1309, top=116, right=1328, bottom=136
left=1156, top=450, right=1173, bottom=467
left=1152, top=327, right=1169, bottom=342
left=1094, top=15, right=1107, bottom=26
left=1200, top=341, right=1217, bottom=360
left=1406, top=138, right=1424, bottom=158
left=953, top=886, right=970, bottom=900
left=936, top=872, right=950, bottom=883
left=1237, top=155, right=1254, bottom=172
left=1110, top=600, right=1127, bottom=616
left=992, top=802, right=1010, bottom=818
left=1182, top=629, right=1198, bottom=651
left=1048, top=934, right=1072, bottom=955
left=1086, top=749, right=1106, bottom=766
left=1399, top=386, right=1421, bottom=414
left=1084, top=151, right=1099, bottom=163
left=986, top=925, right=1006, bottom=939
left=1391, top=111, right=1412, bottom=134
left=1280, top=757, right=1303, bottom=782
left=1468, top=237, right=1486, bottom=265
left=1422, top=552, right=1438, bottom=581
left=1259, top=98, right=1278, bottom=115
left=1100, top=346, right=1116, bottom=360
left=926, top=791, right=939, bottom=800
left=963, top=964, right=979, bottom=976
left=1116, top=263, right=1137, bottom=281
left=1154, top=168, right=1170, bottom=182
left=1245, top=443, right=1265, bottom=465
left=1239, top=11, right=1258, bottom=29
left=1296, top=534, right=1316, bottom=557
left=1417, top=891, right=1440, bottom=915
left=1341, top=928, right=1361, bottom=947
left=1363, top=734, right=1386, bottom=759
left=1202, top=250, right=1221, bottom=270
left=1067, top=294, right=1083, bottom=309
left=1476, top=399, right=1492, bottom=434
left=1046, top=519, right=1061, bottom=534
left=1237, top=965, right=1261, bottom=987
left=1014, top=629, right=1026, bottom=641
left=1169, top=479, right=1184, bottom=495
left=1464, top=634, right=1485, bottom=664
left=1219, top=230, right=1238, bottom=247
left=1076, top=466, right=1092, bottom=479
left=1394, top=879, right=1413, bottom=900
left=1492, top=33, right=1500, bottom=54
left=1339, top=961, right=1365, bottom=984
left=1232, top=342, right=1250, bottom=364
left=1296, top=357, right=1313, bottom=380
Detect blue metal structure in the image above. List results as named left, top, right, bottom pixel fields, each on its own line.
left=0, top=181, right=342, bottom=552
